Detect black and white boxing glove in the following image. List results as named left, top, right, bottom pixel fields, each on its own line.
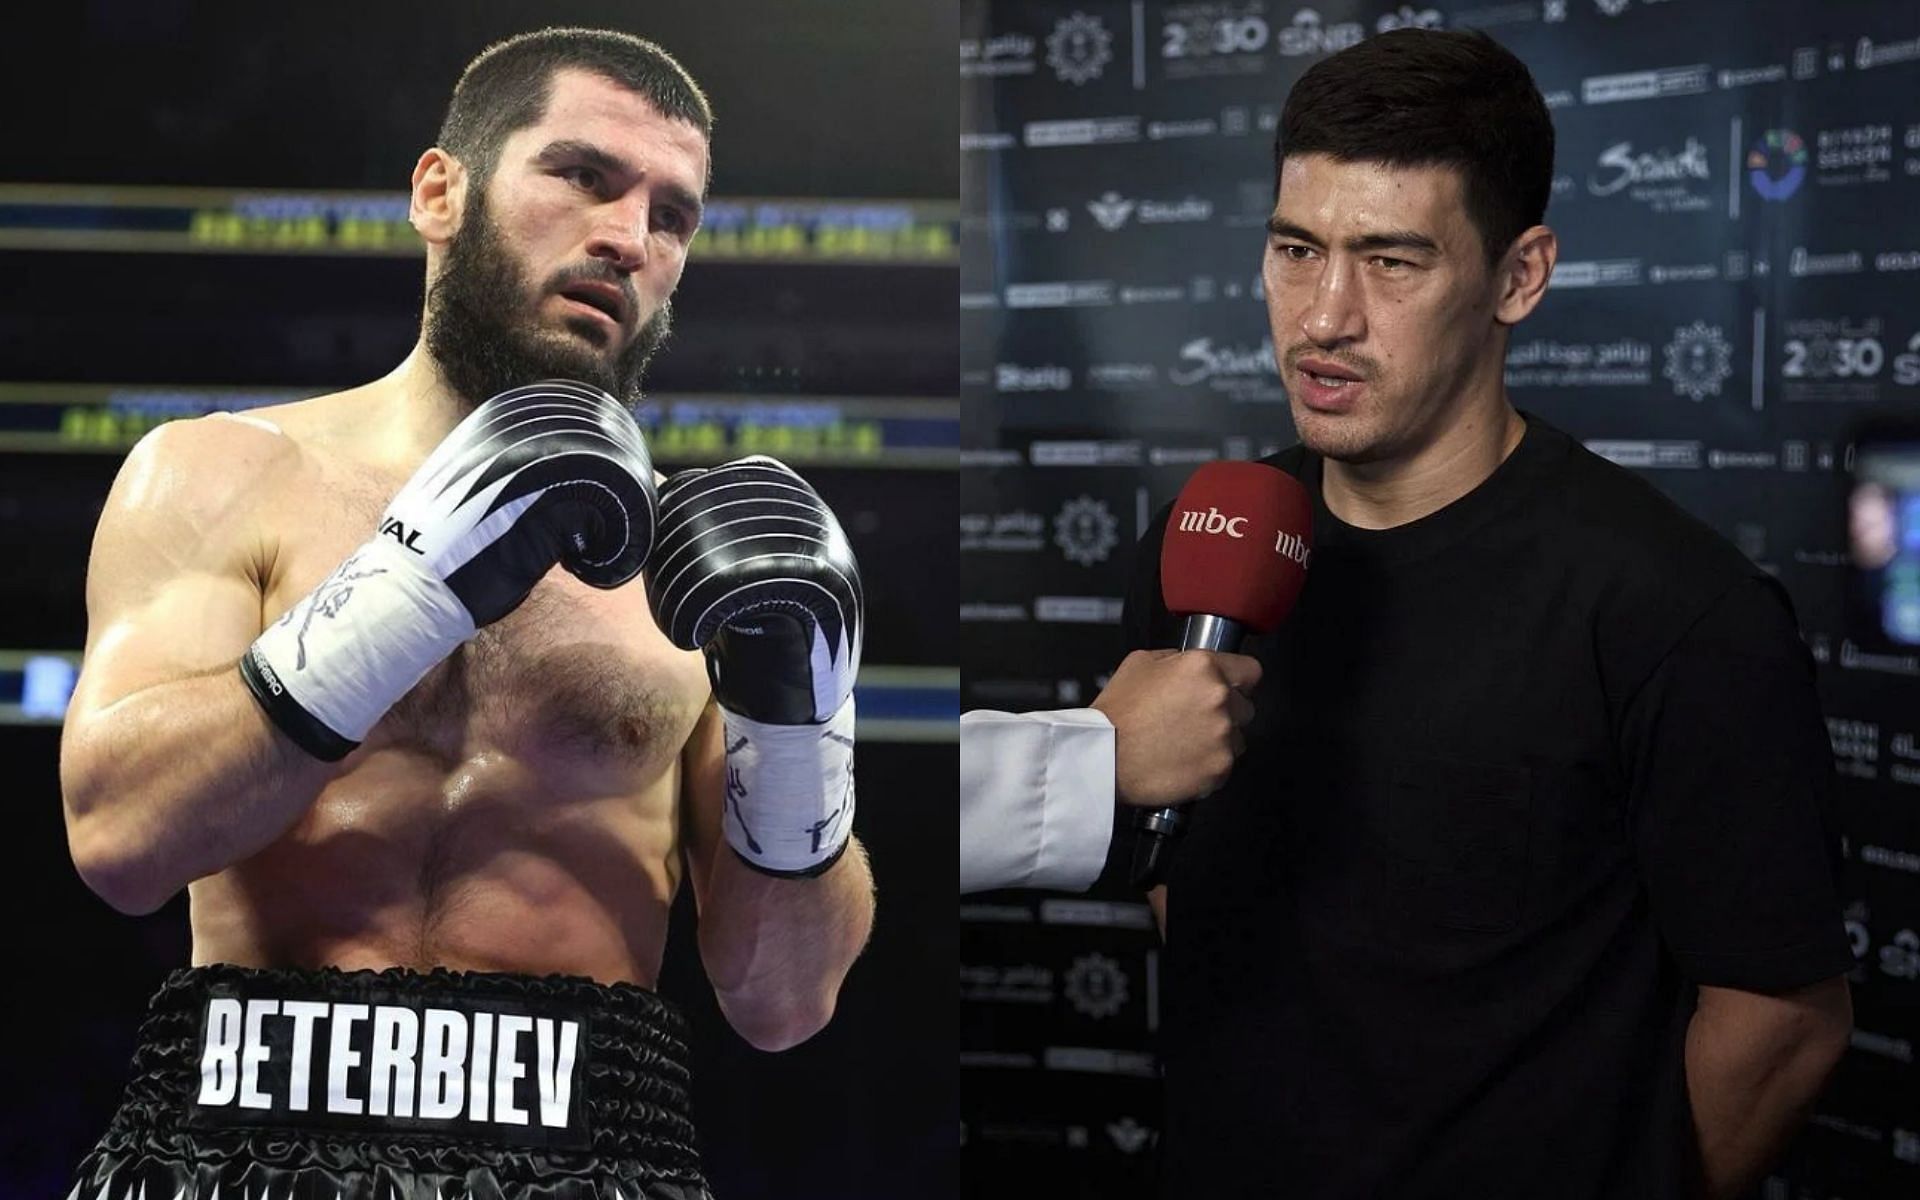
left=646, top=456, right=864, bottom=877
left=240, top=379, right=657, bottom=760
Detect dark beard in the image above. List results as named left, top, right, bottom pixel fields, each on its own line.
left=423, top=188, right=673, bottom=410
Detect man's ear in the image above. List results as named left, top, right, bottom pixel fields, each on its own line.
left=409, top=147, right=467, bottom=248
left=1493, top=224, right=1557, bottom=326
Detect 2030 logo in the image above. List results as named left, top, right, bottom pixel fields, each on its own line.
left=1162, top=13, right=1270, bottom=59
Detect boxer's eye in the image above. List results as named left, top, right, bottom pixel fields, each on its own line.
left=560, top=166, right=603, bottom=193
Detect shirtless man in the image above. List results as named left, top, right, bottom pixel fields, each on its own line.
left=58, top=28, right=873, bottom=1200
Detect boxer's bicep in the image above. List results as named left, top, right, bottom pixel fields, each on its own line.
left=676, top=696, right=728, bottom=911
left=69, top=418, right=278, bottom=725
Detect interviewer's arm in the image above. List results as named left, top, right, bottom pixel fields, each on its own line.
left=960, top=709, right=1114, bottom=893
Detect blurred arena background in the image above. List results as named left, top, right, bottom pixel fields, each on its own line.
left=0, top=3, right=957, bottom=1196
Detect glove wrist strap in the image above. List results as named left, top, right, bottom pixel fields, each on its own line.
left=243, top=538, right=476, bottom=758
left=719, top=696, right=857, bottom=876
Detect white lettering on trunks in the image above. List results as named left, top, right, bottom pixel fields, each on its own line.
left=195, top=998, right=581, bottom=1129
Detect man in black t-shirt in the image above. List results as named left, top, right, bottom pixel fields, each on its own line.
left=1124, top=28, right=1853, bottom=1200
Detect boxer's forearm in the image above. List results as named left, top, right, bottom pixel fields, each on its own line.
left=698, top=835, right=875, bottom=1052
left=1684, top=983, right=1850, bottom=1198
left=61, top=662, right=337, bottom=914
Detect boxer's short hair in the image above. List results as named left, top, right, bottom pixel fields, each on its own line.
left=437, top=27, right=714, bottom=191
left=1275, top=28, right=1553, bottom=270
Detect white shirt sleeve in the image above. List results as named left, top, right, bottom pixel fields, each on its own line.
left=959, top=708, right=1115, bottom=894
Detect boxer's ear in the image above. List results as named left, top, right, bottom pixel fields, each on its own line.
left=409, top=147, right=466, bottom=248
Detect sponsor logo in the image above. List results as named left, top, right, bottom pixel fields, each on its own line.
left=959, top=603, right=1029, bottom=622
left=1047, top=12, right=1113, bottom=84
left=1119, top=284, right=1188, bottom=304
left=958, top=449, right=1022, bottom=467
left=1593, top=0, right=1629, bottom=14
left=1160, top=4, right=1272, bottom=81
left=1789, top=246, right=1864, bottom=277
left=1780, top=316, right=1886, bottom=404
left=1584, top=439, right=1703, bottom=469
left=1897, top=333, right=1920, bottom=386
left=1275, top=529, right=1310, bottom=566
left=194, top=998, right=582, bottom=1138
left=1023, top=117, right=1141, bottom=148
left=1878, top=251, right=1920, bottom=273
left=1087, top=362, right=1158, bottom=388
left=1177, top=506, right=1251, bottom=537
left=1662, top=321, right=1734, bottom=401
left=1648, top=262, right=1718, bottom=284
left=995, top=363, right=1073, bottom=392
left=959, top=963, right=1053, bottom=1004
left=1030, top=440, right=1143, bottom=467
left=378, top=517, right=425, bottom=553
left=1063, top=953, right=1130, bottom=1018
left=1451, top=2, right=1539, bottom=28
left=959, top=33, right=1036, bottom=78
left=1148, top=445, right=1221, bottom=466
left=1816, top=123, right=1893, bottom=184
left=1005, top=280, right=1114, bottom=309
left=1054, top=496, right=1120, bottom=566
left=1147, top=118, right=1219, bottom=140
left=959, top=511, right=1045, bottom=553
left=1034, top=596, right=1125, bottom=623
left=1377, top=6, right=1445, bottom=31
left=1586, top=137, right=1712, bottom=213
left=1506, top=339, right=1652, bottom=388
left=1276, top=8, right=1365, bottom=57
left=1857, top=33, right=1920, bottom=71
left=1086, top=191, right=1215, bottom=230
left=1883, top=929, right=1920, bottom=980
left=1897, top=1128, right=1920, bottom=1165
left=1548, top=259, right=1642, bottom=288
left=1747, top=129, right=1807, bottom=200
left=1707, top=449, right=1776, bottom=470
left=1087, top=191, right=1135, bottom=230
left=1718, top=63, right=1787, bottom=88
left=1580, top=64, right=1710, bottom=105
left=1108, top=1116, right=1155, bottom=1154
left=1169, top=337, right=1278, bottom=386
left=959, top=132, right=1017, bottom=152
left=248, top=647, right=284, bottom=696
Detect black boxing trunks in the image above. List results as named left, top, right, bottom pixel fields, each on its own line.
left=67, top=964, right=712, bottom=1200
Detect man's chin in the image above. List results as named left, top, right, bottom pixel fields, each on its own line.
left=1291, top=402, right=1381, bottom=465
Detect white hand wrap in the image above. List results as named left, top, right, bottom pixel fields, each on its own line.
left=246, top=538, right=476, bottom=753
left=720, top=694, right=857, bottom=876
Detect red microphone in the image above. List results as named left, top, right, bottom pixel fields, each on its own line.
left=1130, top=461, right=1313, bottom=889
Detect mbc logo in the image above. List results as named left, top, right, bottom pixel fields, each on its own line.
left=1177, top=506, right=1248, bottom=537
left=1176, top=505, right=1311, bottom=567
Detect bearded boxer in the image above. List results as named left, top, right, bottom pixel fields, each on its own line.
left=57, top=27, right=873, bottom=1200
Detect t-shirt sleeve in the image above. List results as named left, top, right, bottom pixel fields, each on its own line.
left=1122, top=501, right=1179, bottom=653
left=1623, top=576, right=1855, bottom=992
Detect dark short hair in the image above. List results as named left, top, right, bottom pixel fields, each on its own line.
left=1276, top=28, right=1553, bottom=269
left=436, top=27, right=714, bottom=191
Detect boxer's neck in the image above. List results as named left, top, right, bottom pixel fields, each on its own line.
left=368, top=342, right=475, bottom=467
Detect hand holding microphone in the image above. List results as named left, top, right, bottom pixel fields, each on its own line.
left=1092, top=649, right=1263, bottom=807
left=1129, top=461, right=1313, bottom=890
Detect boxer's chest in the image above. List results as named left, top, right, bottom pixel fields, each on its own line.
left=258, top=458, right=710, bottom=778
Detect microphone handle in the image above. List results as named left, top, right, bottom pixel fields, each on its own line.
left=1128, top=614, right=1245, bottom=891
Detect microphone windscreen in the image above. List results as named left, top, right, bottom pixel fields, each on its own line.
left=1160, top=461, right=1312, bottom=632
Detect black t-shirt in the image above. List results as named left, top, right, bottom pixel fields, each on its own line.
left=1122, top=411, right=1853, bottom=1199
